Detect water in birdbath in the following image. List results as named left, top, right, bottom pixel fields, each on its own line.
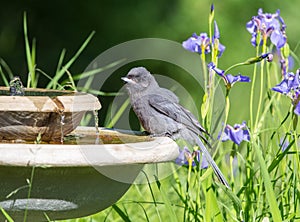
left=0, top=126, right=151, bottom=145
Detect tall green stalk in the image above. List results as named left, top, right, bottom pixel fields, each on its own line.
left=23, top=12, right=37, bottom=88
left=254, top=37, right=267, bottom=132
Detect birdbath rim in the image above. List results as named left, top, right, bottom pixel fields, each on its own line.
left=0, top=126, right=180, bottom=167
left=0, top=86, right=101, bottom=112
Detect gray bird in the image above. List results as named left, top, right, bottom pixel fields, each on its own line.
left=122, top=67, right=229, bottom=188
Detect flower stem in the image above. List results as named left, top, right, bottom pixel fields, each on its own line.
left=224, top=62, right=246, bottom=74
left=217, top=95, right=230, bottom=151
left=224, top=95, right=230, bottom=128
left=250, top=46, right=259, bottom=131
left=254, top=36, right=267, bottom=132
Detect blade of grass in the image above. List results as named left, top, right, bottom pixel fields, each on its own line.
left=43, top=212, right=51, bottom=222
left=0, top=207, right=14, bottom=222
left=103, top=207, right=114, bottom=222
left=31, top=38, right=37, bottom=87
left=36, top=68, right=64, bottom=89
left=268, top=139, right=294, bottom=173
left=252, top=141, right=282, bottom=222
left=6, top=184, right=29, bottom=198
left=71, top=59, right=126, bottom=81
left=254, top=93, right=277, bottom=135
left=221, top=185, right=243, bottom=216
left=23, top=166, right=35, bottom=222
left=46, top=31, right=95, bottom=89
left=133, top=201, right=151, bottom=222
left=204, top=176, right=223, bottom=222
left=141, top=170, right=162, bottom=222
left=0, top=58, right=14, bottom=83
left=81, top=75, right=94, bottom=93
left=65, top=70, right=76, bottom=90
left=60, top=58, right=126, bottom=93
left=0, top=65, right=9, bottom=86
left=56, top=48, right=66, bottom=75
left=106, top=98, right=130, bottom=128
left=61, top=58, right=125, bottom=92
left=76, top=87, right=120, bottom=96
left=23, top=12, right=36, bottom=88
left=112, top=204, right=131, bottom=222
left=154, top=176, right=179, bottom=222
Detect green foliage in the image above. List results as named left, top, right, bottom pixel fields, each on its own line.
left=45, top=31, right=95, bottom=90
left=0, top=207, right=14, bottom=222
left=0, top=13, right=122, bottom=93
left=1, top=2, right=300, bottom=222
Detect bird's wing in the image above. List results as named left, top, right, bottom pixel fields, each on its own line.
left=148, top=93, right=208, bottom=138
left=148, top=92, right=229, bottom=188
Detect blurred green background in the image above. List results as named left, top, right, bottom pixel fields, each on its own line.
left=0, top=0, right=299, bottom=126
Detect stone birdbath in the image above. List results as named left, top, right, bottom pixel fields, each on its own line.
left=0, top=87, right=179, bottom=221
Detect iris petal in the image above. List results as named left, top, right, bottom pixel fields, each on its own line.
left=221, top=122, right=250, bottom=145
left=247, top=9, right=286, bottom=48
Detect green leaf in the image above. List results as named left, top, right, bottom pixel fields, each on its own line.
left=0, top=58, right=14, bottom=81
left=253, top=142, right=282, bottom=222
left=201, top=93, right=209, bottom=120
left=71, top=59, right=126, bottom=81
left=0, top=207, right=14, bottom=222
left=112, top=204, right=131, bottom=222
left=46, top=31, right=95, bottom=89
left=268, top=139, right=294, bottom=173
left=204, top=176, right=223, bottom=222
left=155, top=177, right=179, bottom=222
left=0, top=65, right=9, bottom=86
left=23, top=12, right=36, bottom=88
left=106, top=98, right=130, bottom=128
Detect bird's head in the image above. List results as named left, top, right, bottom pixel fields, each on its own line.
left=122, top=67, right=158, bottom=94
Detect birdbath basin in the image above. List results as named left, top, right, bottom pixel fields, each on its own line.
left=0, top=126, right=179, bottom=221
left=0, top=86, right=101, bottom=141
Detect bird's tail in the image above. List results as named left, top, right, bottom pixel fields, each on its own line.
left=194, top=136, right=230, bottom=188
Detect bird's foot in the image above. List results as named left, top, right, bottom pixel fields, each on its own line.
left=150, top=132, right=172, bottom=138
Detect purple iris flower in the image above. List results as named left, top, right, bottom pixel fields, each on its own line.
left=246, top=8, right=286, bottom=48
left=175, top=147, right=208, bottom=169
left=208, top=62, right=251, bottom=88
left=182, top=33, right=210, bottom=54
left=182, top=22, right=225, bottom=57
left=272, top=72, right=300, bottom=94
left=272, top=69, right=300, bottom=116
left=221, top=121, right=250, bottom=145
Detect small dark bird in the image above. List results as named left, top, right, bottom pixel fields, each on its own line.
left=122, top=67, right=229, bottom=188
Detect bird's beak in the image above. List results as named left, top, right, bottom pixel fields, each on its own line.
left=121, top=77, right=136, bottom=84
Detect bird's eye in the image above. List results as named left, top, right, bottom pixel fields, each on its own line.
left=127, top=73, right=141, bottom=80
